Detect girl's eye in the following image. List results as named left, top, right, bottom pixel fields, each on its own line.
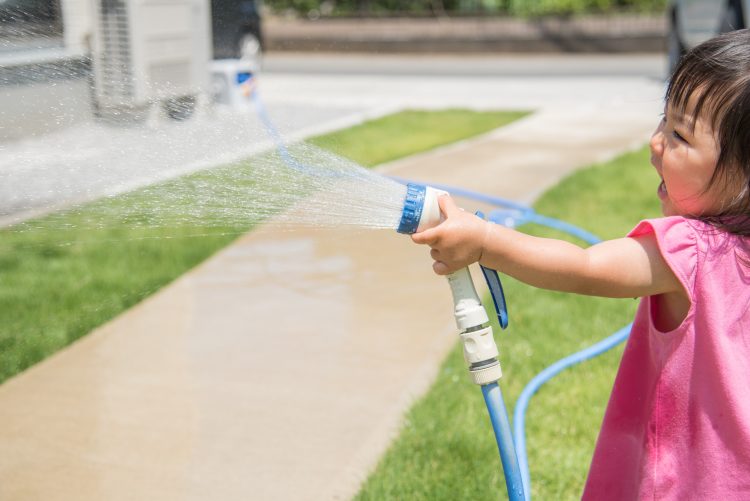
left=672, top=130, right=686, bottom=142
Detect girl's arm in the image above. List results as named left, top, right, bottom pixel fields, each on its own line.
left=411, top=195, right=683, bottom=299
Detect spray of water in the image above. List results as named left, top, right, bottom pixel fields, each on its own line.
left=114, top=141, right=409, bottom=230
left=6, top=139, right=409, bottom=239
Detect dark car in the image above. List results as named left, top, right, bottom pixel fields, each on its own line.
left=0, top=0, right=60, bottom=22
left=667, top=0, right=748, bottom=72
left=211, top=0, right=263, bottom=60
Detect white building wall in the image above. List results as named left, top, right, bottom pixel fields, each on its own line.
left=60, top=0, right=94, bottom=56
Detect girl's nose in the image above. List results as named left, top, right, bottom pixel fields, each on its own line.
left=650, top=124, right=664, bottom=156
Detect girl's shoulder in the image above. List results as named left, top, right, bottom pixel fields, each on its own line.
left=630, top=215, right=750, bottom=269
left=631, top=215, right=748, bottom=245
left=628, top=216, right=698, bottom=247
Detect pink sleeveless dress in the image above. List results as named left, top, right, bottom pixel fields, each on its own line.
left=582, top=216, right=750, bottom=500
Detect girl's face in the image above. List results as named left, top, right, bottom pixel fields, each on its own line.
left=649, top=97, right=723, bottom=217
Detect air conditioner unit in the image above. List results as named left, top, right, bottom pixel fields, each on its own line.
left=91, top=0, right=211, bottom=121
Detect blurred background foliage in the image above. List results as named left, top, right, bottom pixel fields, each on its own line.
left=266, top=0, right=666, bottom=18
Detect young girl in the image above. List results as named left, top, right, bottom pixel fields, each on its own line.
left=412, top=29, right=750, bottom=499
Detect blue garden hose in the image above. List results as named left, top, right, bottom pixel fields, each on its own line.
left=483, top=382, right=526, bottom=501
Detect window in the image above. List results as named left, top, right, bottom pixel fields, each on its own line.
left=0, top=0, right=64, bottom=52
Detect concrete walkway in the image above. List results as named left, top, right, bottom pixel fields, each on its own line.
left=0, top=98, right=660, bottom=499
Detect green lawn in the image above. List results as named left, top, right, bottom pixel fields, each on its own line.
left=310, top=109, right=529, bottom=167
left=354, top=146, right=662, bottom=500
left=0, top=108, right=527, bottom=385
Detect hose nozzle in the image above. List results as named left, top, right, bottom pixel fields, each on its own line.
left=396, top=181, right=502, bottom=385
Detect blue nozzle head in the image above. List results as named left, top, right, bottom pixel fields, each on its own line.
left=397, top=183, right=427, bottom=234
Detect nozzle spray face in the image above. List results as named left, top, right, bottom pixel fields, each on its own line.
left=396, top=183, right=447, bottom=234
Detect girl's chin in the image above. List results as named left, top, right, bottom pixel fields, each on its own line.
left=657, top=181, right=676, bottom=216
left=660, top=203, right=677, bottom=217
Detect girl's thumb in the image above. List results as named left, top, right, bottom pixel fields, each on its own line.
left=438, top=194, right=458, bottom=216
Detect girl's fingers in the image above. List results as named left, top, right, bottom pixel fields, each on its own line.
left=433, top=260, right=451, bottom=276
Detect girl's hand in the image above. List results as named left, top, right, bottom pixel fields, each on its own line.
left=411, top=195, right=490, bottom=275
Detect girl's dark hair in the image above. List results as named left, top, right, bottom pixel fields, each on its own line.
left=667, top=28, right=750, bottom=235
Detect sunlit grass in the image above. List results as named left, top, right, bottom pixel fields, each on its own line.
left=311, top=109, right=529, bottom=167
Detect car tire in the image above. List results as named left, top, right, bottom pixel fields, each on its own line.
left=163, top=95, right=196, bottom=121
left=240, top=33, right=262, bottom=62
left=720, top=1, right=744, bottom=31
left=667, top=9, right=686, bottom=76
